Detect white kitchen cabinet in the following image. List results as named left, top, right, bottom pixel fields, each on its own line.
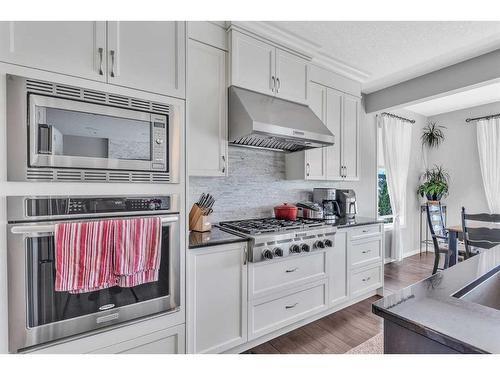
left=325, top=89, right=343, bottom=180
left=187, top=39, right=227, bottom=176
left=328, top=231, right=349, bottom=306
left=275, top=48, right=308, bottom=103
left=0, top=21, right=107, bottom=81
left=341, top=94, right=360, bottom=180
left=107, top=21, right=185, bottom=98
left=187, top=242, right=248, bottom=353
left=230, top=30, right=308, bottom=104
left=286, top=83, right=360, bottom=181
left=285, top=81, right=326, bottom=180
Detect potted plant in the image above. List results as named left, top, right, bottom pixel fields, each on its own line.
left=417, top=165, right=450, bottom=201
left=421, top=121, right=446, bottom=149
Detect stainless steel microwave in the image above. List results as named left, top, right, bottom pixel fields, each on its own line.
left=6, top=75, right=180, bottom=183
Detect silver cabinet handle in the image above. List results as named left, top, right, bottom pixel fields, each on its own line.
left=221, top=155, right=226, bottom=174
left=110, top=50, right=116, bottom=78
left=306, top=163, right=311, bottom=177
left=285, top=303, right=298, bottom=309
left=361, top=250, right=372, bottom=254
left=97, top=47, right=104, bottom=75
left=243, top=247, right=248, bottom=266
left=276, top=77, right=280, bottom=93
left=285, top=267, right=298, bottom=273
left=362, top=277, right=371, bottom=282
left=271, top=76, right=276, bottom=93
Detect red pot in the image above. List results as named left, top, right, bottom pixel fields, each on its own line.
left=274, top=203, right=298, bottom=220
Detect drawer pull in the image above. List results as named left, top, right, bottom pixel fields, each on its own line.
left=361, top=250, right=372, bottom=254
left=285, top=303, right=298, bottom=309
left=286, top=267, right=299, bottom=273
left=362, top=229, right=369, bottom=233
left=362, top=277, right=371, bottom=282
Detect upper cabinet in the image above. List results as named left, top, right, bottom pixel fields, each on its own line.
left=230, top=30, right=308, bottom=104
left=286, top=82, right=360, bottom=181
left=0, top=21, right=107, bottom=82
left=0, top=21, right=185, bottom=98
left=107, top=21, right=185, bottom=98
left=187, top=38, right=228, bottom=177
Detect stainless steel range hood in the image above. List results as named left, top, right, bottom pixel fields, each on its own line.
left=228, top=86, right=335, bottom=152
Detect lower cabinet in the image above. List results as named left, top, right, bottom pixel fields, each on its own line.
left=187, top=242, right=248, bottom=353
left=328, top=231, right=349, bottom=306
left=28, top=321, right=185, bottom=354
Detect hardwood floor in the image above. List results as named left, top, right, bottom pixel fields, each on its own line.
left=247, top=252, right=437, bottom=354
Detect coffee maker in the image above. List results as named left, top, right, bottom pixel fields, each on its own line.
left=336, top=189, right=358, bottom=218
left=313, top=188, right=341, bottom=222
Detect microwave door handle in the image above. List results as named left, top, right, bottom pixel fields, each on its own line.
left=10, top=216, right=179, bottom=235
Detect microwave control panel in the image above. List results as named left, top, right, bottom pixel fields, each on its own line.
left=151, top=115, right=168, bottom=171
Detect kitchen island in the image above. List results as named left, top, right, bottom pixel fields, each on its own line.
left=373, top=245, right=500, bottom=354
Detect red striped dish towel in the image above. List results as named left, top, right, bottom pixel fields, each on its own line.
left=113, top=217, right=162, bottom=287
left=55, top=220, right=117, bottom=294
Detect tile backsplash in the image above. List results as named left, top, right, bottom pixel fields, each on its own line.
left=189, top=146, right=345, bottom=222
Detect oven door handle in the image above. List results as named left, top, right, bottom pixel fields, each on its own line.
left=10, top=216, right=179, bottom=235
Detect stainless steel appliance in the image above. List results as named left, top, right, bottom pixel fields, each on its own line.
left=296, top=202, right=324, bottom=219
left=7, top=75, right=181, bottom=183
left=7, top=194, right=180, bottom=353
left=228, top=86, right=334, bottom=152
left=218, top=218, right=336, bottom=263
left=313, top=188, right=341, bottom=221
left=336, top=189, right=358, bottom=218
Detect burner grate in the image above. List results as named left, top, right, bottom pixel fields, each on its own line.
left=219, top=217, right=326, bottom=235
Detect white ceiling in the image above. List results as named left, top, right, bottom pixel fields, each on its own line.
left=267, top=21, right=500, bottom=93
left=404, top=81, right=500, bottom=117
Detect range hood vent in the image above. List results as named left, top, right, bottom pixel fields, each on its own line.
left=228, top=86, right=334, bottom=152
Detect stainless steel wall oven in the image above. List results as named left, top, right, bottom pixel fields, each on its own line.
left=6, top=75, right=180, bottom=183
left=7, top=195, right=180, bottom=353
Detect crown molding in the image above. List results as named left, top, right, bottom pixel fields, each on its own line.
left=229, top=21, right=371, bottom=83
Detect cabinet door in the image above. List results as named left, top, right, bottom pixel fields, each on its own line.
left=0, top=21, right=106, bottom=81
left=107, top=21, right=185, bottom=98
left=304, top=82, right=327, bottom=180
left=230, top=31, right=275, bottom=96
left=187, top=243, right=248, bottom=353
left=329, top=231, right=349, bottom=306
left=342, top=94, right=360, bottom=180
left=188, top=39, right=227, bottom=177
left=326, top=89, right=343, bottom=180
left=275, top=48, right=308, bottom=104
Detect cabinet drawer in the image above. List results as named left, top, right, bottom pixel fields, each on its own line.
left=250, top=252, right=326, bottom=299
left=350, top=265, right=382, bottom=298
left=349, top=225, right=382, bottom=241
left=249, top=282, right=327, bottom=339
left=350, top=238, right=382, bottom=269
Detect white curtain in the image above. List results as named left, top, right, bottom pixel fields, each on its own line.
left=477, top=117, right=500, bottom=214
left=379, top=115, right=413, bottom=261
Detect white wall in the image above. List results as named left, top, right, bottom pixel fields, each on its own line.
left=0, top=63, right=186, bottom=353
left=428, top=101, right=500, bottom=226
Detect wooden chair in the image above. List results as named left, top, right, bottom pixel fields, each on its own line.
left=461, top=207, right=500, bottom=258
left=426, top=201, right=452, bottom=275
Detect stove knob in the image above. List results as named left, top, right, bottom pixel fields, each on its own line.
left=273, top=247, right=284, bottom=257
left=301, top=243, right=311, bottom=252
left=262, top=249, right=274, bottom=260
left=290, top=244, right=301, bottom=254
left=314, top=240, right=325, bottom=249
left=324, top=239, right=333, bottom=248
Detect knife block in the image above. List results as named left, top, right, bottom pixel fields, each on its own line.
left=189, top=204, right=212, bottom=232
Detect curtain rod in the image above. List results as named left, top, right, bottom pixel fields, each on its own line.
left=380, top=112, right=415, bottom=124
left=465, top=113, right=500, bottom=123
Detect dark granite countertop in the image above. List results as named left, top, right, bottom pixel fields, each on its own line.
left=189, top=226, right=248, bottom=249
left=373, top=245, right=500, bottom=354
left=333, top=216, right=383, bottom=228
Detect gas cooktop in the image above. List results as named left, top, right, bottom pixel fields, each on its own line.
left=218, top=217, right=327, bottom=235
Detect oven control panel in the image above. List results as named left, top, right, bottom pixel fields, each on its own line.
left=25, top=196, right=172, bottom=217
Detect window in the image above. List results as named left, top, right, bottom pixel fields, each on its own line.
left=377, top=126, right=404, bottom=226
